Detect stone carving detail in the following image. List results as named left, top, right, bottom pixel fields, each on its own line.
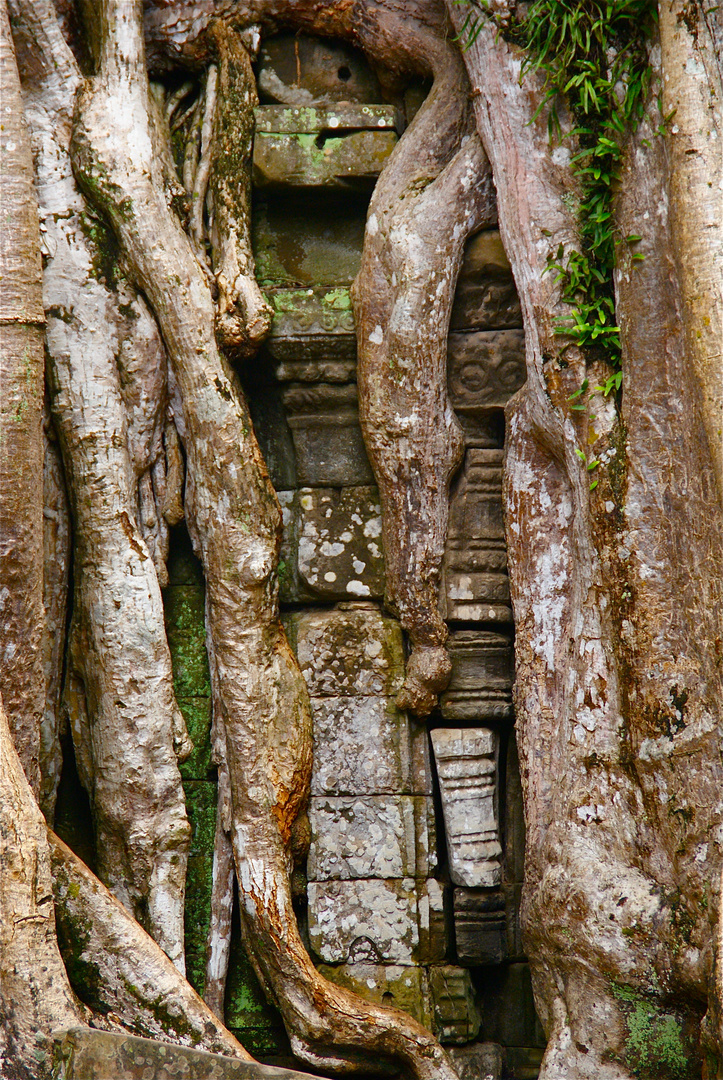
left=281, top=385, right=374, bottom=486
left=428, top=966, right=482, bottom=1045
left=440, top=630, right=513, bottom=721
left=450, top=229, right=522, bottom=332
left=454, top=889, right=507, bottom=966
left=431, top=728, right=501, bottom=889
left=447, top=329, right=526, bottom=412
left=443, top=448, right=512, bottom=623
left=265, top=287, right=356, bottom=362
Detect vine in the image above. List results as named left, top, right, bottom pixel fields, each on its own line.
left=454, top=0, right=657, bottom=381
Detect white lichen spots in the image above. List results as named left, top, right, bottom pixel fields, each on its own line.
left=324, top=572, right=337, bottom=583
left=352, top=558, right=366, bottom=575
left=347, top=580, right=371, bottom=597
left=694, top=843, right=708, bottom=863
left=363, top=516, right=382, bottom=538
left=369, top=325, right=384, bottom=346
left=366, top=213, right=379, bottom=237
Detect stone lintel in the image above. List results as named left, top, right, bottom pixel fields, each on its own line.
left=254, top=104, right=401, bottom=134
left=51, top=1028, right=327, bottom=1080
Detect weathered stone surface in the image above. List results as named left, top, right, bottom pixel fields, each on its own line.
left=307, top=795, right=435, bottom=880
left=184, top=853, right=213, bottom=995
left=454, top=888, right=507, bottom=966
left=265, top=287, right=356, bottom=364
left=418, top=878, right=449, bottom=963
left=246, top=384, right=297, bottom=490
left=286, top=605, right=403, bottom=698
left=256, top=35, right=383, bottom=107
left=428, top=966, right=481, bottom=1045
left=440, top=631, right=514, bottom=721
left=317, top=964, right=432, bottom=1029
left=281, top=389, right=374, bottom=485
left=177, top=697, right=213, bottom=780
left=184, top=781, right=217, bottom=857
left=163, top=584, right=211, bottom=697
left=297, top=487, right=382, bottom=595
left=443, top=449, right=512, bottom=623
left=447, top=1042, right=504, bottom=1080
left=308, top=879, right=419, bottom=964
left=225, top=935, right=288, bottom=1059
left=310, top=696, right=431, bottom=797
left=277, top=488, right=384, bottom=600
left=447, top=330, right=526, bottom=411
left=451, top=230, right=521, bottom=332
left=308, top=879, right=444, bottom=965
left=253, top=195, right=364, bottom=289
left=254, top=105, right=400, bottom=135
left=253, top=130, right=397, bottom=190
left=52, top=1028, right=321, bottom=1079
left=431, top=728, right=501, bottom=888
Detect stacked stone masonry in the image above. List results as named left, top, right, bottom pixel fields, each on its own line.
left=158, top=35, right=546, bottom=1079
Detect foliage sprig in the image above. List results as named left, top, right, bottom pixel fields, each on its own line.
left=454, top=0, right=657, bottom=374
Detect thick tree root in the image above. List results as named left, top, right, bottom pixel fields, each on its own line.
left=16, top=0, right=191, bottom=970
left=69, top=3, right=459, bottom=1077
left=49, top=831, right=250, bottom=1060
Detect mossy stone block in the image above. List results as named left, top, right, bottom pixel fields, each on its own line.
left=253, top=130, right=397, bottom=190
left=225, top=935, right=285, bottom=1044
left=177, top=697, right=214, bottom=780
left=184, top=854, right=213, bottom=995
left=166, top=527, right=204, bottom=586
left=183, top=781, right=217, bottom=857
left=163, top=586, right=211, bottom=697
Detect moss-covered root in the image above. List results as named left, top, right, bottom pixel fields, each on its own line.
left=48, top=831, right=250, bottom=1059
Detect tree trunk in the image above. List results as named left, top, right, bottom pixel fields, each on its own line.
left=450, top=2, right=723, bottom=1075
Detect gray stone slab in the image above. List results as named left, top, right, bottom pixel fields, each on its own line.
left=253, top=197, right=364, bottom=289
left=440, top=630, right=514, bottom=722
left=254, top=104, right=400, bottom=134
left=318, top=964, right=432, bottom=1029
left=308, top=879, right=419, bottom=963
left=52, top=1028, right=328, bottom=1080
left=283, top=389, right=374, bottom=483
left=310, top=694, right=431, bottom=797
left=253, top=130, right=397, bottom=189
left=418, top=878, right=449, bottom=963
left=447, top=1043, right=504, bottom=1080
left=431, top=728, right=501, bottom=889
left=308, top=795, right=436, bottom=880
left=286, top=605, right=404, bottom=697
left=450, top=230, right=521, bottom=333
left=428, top=966, right=481, bottom=1045
left=447, top=329, right=526, bottom=411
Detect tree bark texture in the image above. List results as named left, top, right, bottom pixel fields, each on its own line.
left=0, top=693, right=83, bottom=1079
left=450, top=3, right=723, bottom=1076
left=0, top=0, right=45, bottom=797
left=13, top=0, right=192, bottom=972
left=69, top=1, right=459, bottom=1075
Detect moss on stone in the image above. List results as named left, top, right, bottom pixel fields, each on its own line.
left=611, top=984, right=700, bottom=1079
left=183, top=781, right=217, bottom=857
left=183, top=854, right=214, bottom=996
left=177, top=697, right=214, bottom=780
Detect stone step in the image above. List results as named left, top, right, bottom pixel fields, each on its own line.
left=52, top=1028, right=330, bottom=1080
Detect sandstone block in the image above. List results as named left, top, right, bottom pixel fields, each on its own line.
left=307, top=795, right=435, bottom=880
left=447, top=329, right=526, bottom=411
left=253, top=193, right=364, bottom=288
left=308, top=879, right=419, bottom=964
left=431, top=728, right=501, bottom=889
left=440, top=630, right=514, bottom=722
left=254, top=128, right=397, bottom=190
left=428, top=966, right=481, bottom=1045
left=310, top=695, right=431, bottom=797
left=317, top=963, right=432, bottom=1029
left=448, top=1042, right=504, bottom=1080
left=281, top=387, right=373, bottom=484
left=52, top=1028, right=317, bottom=1079
left=286, top=605, right=403, bottom=697
left=277, top=488, right=384, bottom=602
left=451, top=230, right=521, bottom=332
left=454, top=888, right=507, bottom=966
left=256, top=36, right=383, bottom=107
left=265, top=287, right=356, bottom=364
left=418, top=878, right=449, bottom=963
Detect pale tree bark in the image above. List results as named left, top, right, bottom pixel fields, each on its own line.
left=0, top=693, right=83, bottom=1079
left=0, top=0, right=44, bottom=796
left=12, top=0, right=192, bottom=973
left=69, top=2, right=459, bottom=1076
left=449, top=1, right=723, bottom=1076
